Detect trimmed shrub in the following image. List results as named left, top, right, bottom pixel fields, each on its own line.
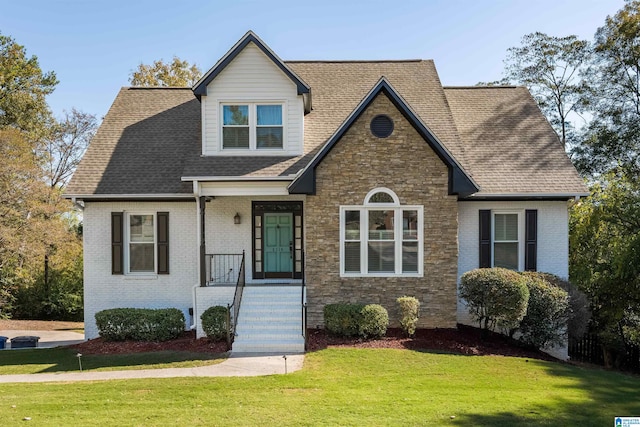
left=518, top=272, right=570, bottom=349
left=397, top=296, right=420, bottom=336
left=95, top=308, right=185, bottom=342
left=324, top=303, right=365, bottom=337
left=459, top=268, right=529, bottom=334
left=201, top=306, right=228, bottom=341
left=532, top=273, right=590, bottom=340
left=359, top=304, right=389, bottom=338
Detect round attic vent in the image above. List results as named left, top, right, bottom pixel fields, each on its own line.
left=370, top=115, right=394, bottom=138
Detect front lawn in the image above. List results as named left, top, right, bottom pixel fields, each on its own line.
left=0, top=348, right=224, bottom=374
left=1, top=348, right=639, bottom=426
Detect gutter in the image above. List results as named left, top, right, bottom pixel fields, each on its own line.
left=461, top=192, right=590, bottom=201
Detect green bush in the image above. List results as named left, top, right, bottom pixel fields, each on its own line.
left=201, top=306, right=228, bottom=341
left=532, top=273, right=590, bottom=340
left=397, top=296, right=420, bottom=336
left=518, top=272, right=570, bottom=349
left=324, top=303, right=365, bottom=337
left=359, top=304, right=389, bottom=338
left=459, top=268, right=529, bottom=334
left=95, top=308, right=185, bottom=341
left=324, top=303, right=389, bottom=338
left=12, top=266, right=84, bottom=321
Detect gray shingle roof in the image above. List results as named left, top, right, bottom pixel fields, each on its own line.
left=443, top=86, right=587, bottom=195
left=67, top=88, right=199, bottom=195
left=66, top=61, right=586, bottom=198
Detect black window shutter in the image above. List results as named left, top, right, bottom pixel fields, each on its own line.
left=525, top=209, right=537, bottom=271
left=111, top=212, right=123, bottom=275
left=157, top=212, right=169, bottom=274
left=479, top=210, right=491, bottom=268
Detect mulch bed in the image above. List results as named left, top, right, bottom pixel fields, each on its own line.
left=306, top=325, right=557, bottom=361
left=69, top=331, right=229, bottom=355
left=67, top=325, right=556, bottom=361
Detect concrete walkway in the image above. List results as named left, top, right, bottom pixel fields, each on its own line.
left=0, top=329, right=305, bottom=383
left=0, top=353, right=305, bottom=383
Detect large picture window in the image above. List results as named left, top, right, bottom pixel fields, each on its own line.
left=340, top=188, right=423, bottom=277
left=221, top=103, right=283, bottom=150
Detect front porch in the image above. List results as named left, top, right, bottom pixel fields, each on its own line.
left=194, top=253, right=306, bottom=353
left=188, top=185, right=308, bottom=352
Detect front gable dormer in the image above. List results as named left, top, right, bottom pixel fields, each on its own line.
left=194, top=31, right=310, bottom=157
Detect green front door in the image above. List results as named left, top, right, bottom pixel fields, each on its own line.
left=263, top=213, right=293, bottom=277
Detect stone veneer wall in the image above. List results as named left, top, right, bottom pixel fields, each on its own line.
left=305, top=93, right=459, bottom=329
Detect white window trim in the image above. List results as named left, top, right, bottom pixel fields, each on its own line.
left=124, top=212, right=157, bottom=275
left=219, top=101, right=286, bottom=151
left=340, top=188, right=423, bottom=277
left=491, top=210, right=525, bottom=271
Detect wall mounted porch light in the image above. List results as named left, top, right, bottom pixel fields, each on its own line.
left=234, top=213, right=241, bottom=225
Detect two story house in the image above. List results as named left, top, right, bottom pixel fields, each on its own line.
left=66, top=31, right=587, bottom=353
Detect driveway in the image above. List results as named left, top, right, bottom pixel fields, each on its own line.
left=0, top=330, right=85, bottom=349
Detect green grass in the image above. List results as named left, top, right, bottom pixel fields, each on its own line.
left=0, top=348, right=224, bottom=374
left=1, top=348, right=639, bottom=426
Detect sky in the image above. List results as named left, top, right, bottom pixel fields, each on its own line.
left=1, top=0, right=625, bottom=121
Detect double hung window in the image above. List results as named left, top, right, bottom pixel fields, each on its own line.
left=127, top=214, right=155, bottom=273
left=341, top=188, right=423, bottom=277
left=492, top=213, right=519, bottom=270
left=111, top=211, right=169, bottom=275
left=222, top=103, right=283, bottom=150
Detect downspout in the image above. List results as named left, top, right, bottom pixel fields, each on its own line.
left=199, top=195, right=207, bottom=287
left=190, top=283, right=199, bottom=331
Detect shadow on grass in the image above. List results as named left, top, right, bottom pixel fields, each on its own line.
left=0, top=348, right=225, bottom=374
left=453, top=359, right=640, bottom=426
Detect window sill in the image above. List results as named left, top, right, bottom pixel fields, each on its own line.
left=124, top=274, right=158, bottom=280
left=340, top=273, right=423, bottom=278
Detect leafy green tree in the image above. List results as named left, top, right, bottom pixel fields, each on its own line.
left=572, top=1, right=640, bottom=177
left=570, top=171, right=640, bottom=365
left=502, top=32, right=591, bottom=149
left=0, top=33, right=57, bottom=136
left=129, top=56, right=202, bottom=87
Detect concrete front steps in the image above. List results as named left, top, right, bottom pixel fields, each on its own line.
left=232, top=285, right=305, bottom=354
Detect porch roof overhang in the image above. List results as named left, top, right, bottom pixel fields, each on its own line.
left=187, top=177, right=295, bottom=197
left=287, top=77, right=479, bottom=197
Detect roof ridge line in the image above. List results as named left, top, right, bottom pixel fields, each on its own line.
left=443, top=85, right=518, bottom=89
left=285, top=59, right=426, bottom=64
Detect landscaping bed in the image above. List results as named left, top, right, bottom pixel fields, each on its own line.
left=69, top=324, right=554, bottom=361
left=306, top=324, right=558, bottom=361
left=69, top=331, right=228, bottom=355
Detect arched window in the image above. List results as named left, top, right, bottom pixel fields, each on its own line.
left=340, top=188, right=423, bottom=277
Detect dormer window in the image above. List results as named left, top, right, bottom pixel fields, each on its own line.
left=221, top=103, right=284, bottom=150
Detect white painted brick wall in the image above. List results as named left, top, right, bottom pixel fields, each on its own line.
left=83, top=202, right=198, bottom=339
left=83, top=196, right=306, bottom=339
left=457, top=200, right=571, bottom=360
left=204, top=195, right=305, bottom=284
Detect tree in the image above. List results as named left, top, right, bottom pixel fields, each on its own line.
left=503, top=32, right=591, bottom=149
left=129, top=56, right=202, bottom=87
left=44, top=108, right=98, bottom=188
left=571, top=1, right=640, bottom=177
left=570, top=171, right=640, bottom=365
left=0, top=33, right=57, bottom=136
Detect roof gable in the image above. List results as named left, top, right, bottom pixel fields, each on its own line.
left=192, top=31, right=310, bottom=99
left=288, top=78, right=479, bottom=197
